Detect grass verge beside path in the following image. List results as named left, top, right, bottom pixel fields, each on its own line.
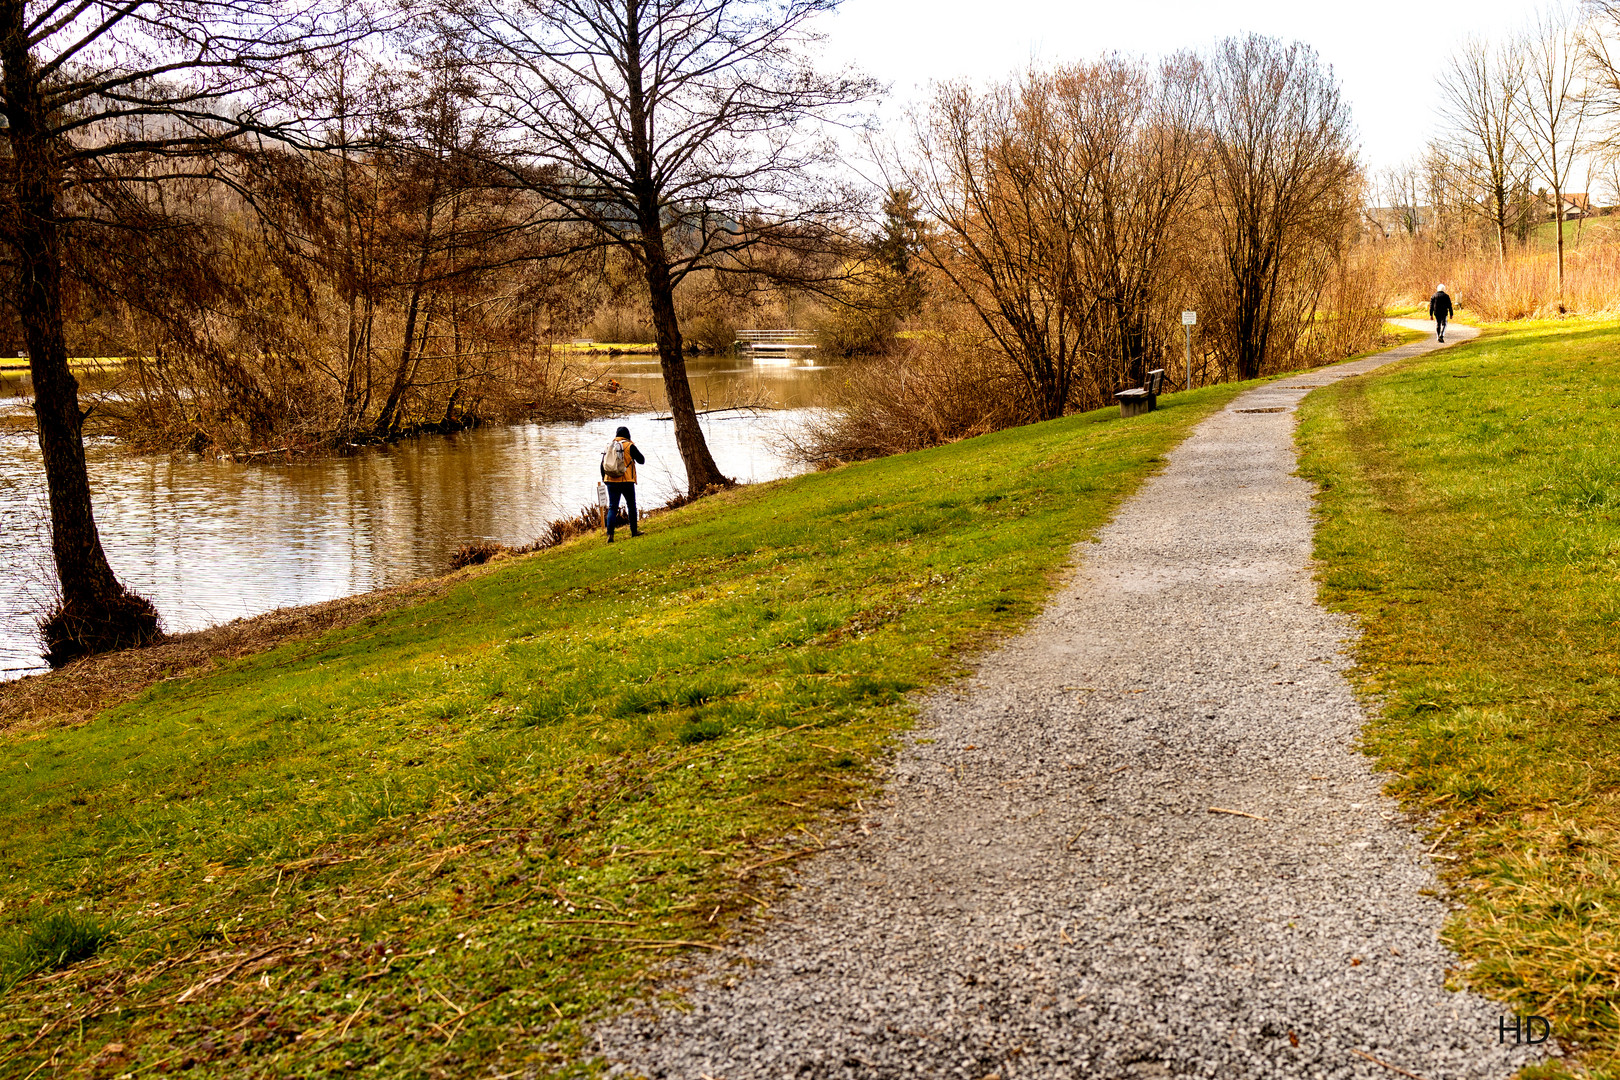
left=1298, top=317, right=1620, bottom=1079
left=0, top=380, right=1249, bottom=1078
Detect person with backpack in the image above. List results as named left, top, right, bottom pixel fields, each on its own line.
left=600, top=425, right=646, bottom=543
left=1429, top=284, right=1454, bottom=343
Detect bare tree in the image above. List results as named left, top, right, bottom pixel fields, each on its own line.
left=448, top=0, right=875, bottom=494
left=1380, top=159, right=1425, bottom=237
left=1437, top=35, right=1530, bottom=260
left=1421, top=141, right=1472, bottom=249
left=1591, top=141, right=1620, bottom=207
left=1056, top=54, right=1207, bottom=392
left=0, top=0, right=357, bottom=663
left=1584, top=0, right=1620, bottom=115
left=1202, top=34, right=1359, bottom=380
left=905, top=59, right=1207, bottom=419
left=905, top=74, right=1089, bottom=420
left=1437, top=36, right=1528, bottom=260
left=120, top=52, right=575, bottom=452
left=1520, top=8, right=1590, bottom=307
left=1582, top=3, right=1620, bottom=207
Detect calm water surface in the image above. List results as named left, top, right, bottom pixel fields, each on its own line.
left=0, top=354, right=841, bottom=678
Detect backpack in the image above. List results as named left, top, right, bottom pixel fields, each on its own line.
left=602, top=437, right=629, bottom=478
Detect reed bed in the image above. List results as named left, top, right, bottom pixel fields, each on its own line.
left=1380, top=220, right=1620, bottom=320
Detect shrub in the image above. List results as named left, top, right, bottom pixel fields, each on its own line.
left=680, top=313, right=739, bottom=353
left=814, top=304, right=897, bottom=357
left=787, top=330, right=1024, bottom=466
left=39, top=587, right=161, bottom=668
left=584, top=308, right=655, bottom=345
left=448, top=541, right=505, bottom=570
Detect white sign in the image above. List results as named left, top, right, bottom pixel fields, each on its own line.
left=1181, top=311, right=1197, bottom=326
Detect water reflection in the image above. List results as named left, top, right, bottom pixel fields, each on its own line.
left=606, top=351, right=839, bottom=412
left=0, top=354, right=840, bottom=679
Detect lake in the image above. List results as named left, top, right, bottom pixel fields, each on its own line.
left=0, top=353, right=842, bottom=679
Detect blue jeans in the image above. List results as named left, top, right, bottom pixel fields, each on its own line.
left=606, top=482, right=637, bottom=536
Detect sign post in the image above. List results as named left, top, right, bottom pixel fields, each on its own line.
left=1181, top=311, right=1196, bottom=389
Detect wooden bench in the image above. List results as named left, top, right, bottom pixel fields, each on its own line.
left=1115, top=368, right=1165, bottom=418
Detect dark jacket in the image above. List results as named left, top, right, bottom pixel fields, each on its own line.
left=600, top=437, right=645, bottom=483
left=1429, top=291, right=1454, bottom=320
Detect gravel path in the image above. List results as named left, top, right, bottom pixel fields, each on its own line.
left=595, top=322, right=1543, bottom=1079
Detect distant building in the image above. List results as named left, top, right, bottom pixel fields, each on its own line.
left=1536, top=189, right=1592, bottom=220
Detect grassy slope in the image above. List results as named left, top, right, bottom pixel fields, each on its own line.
left=1531, top=213, right=1620, bottom=248
left=1297, top=318, right=1620, bottom=1078
left=0, top=380, right=1250, bottom=1079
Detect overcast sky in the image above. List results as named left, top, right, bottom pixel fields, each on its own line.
left=816, top=0, right=1545, bottom=176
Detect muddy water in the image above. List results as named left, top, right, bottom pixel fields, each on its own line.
left=0, top=355, right=842, bottom=679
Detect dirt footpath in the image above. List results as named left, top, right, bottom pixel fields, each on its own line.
left=596, top=322, right=1541, bottom=1079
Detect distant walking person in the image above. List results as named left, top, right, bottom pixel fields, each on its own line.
left=600, top=425, right=646, bottom=543
left=1429, top=283, right=1454, bottom=343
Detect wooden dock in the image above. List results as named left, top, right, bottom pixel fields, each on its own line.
left=736, top=329, right=817, bottom=363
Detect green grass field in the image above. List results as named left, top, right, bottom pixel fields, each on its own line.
left=1298, top=317, right=1620, bottom=1079
left=1531, top=212, right=1620, bottom=249
left=0, top=380, right=1252, bottom=1078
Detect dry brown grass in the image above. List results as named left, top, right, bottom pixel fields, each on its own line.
left=1379, top=221, right=1620, bottom=320
left=787, top=332, right=1025, bottom=467
left=788, top=282, right=1386, bottom=471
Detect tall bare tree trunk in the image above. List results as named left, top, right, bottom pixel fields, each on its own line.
left=623, top=10, right=728, bottom=493
left=1554, top=186, right=1567, bottom=309
left=374, top=190, right=439, bottom=437
left=1, top=2, right=157, bottom=664
left=642, top=236, right=728, bottom=490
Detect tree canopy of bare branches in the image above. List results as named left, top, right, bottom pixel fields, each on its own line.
left=1379, top=160, right=1424, bottom=238
left=1520, top=6, right=1589, bottom=306
left=1, top=0, right=363, bottom=663
left=1202, top=34, right=1358, bottom=380
left=1583, top=0, right=1620, bottom=121
left=1059, top=55, right=1207, bottom=391
left=906, top=74, right=1090, bottom=420
left=1438, top=35, right=1529, bottom=260
left=905, top=56, right=1208, bottom=419
left=446, top=0, right=877, bottom=493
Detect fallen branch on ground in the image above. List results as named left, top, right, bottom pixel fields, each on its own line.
left=1349, top=1047, right=1428, bottom=1080
left=568, top=935, right=730, bottom=952
left=734, top=844, right=845, bottom=878
left=1208, top=807, right=1267, bottom=821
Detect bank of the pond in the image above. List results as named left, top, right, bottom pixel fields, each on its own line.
left=0, top=404, right=824, bottom=680
left=0, top=380, right=1250, bottom=1079
left=1297, top=317, right=1620, bottom=1079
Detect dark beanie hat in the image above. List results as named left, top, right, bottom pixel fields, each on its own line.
left=615, top=425, right=631, bottom=439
